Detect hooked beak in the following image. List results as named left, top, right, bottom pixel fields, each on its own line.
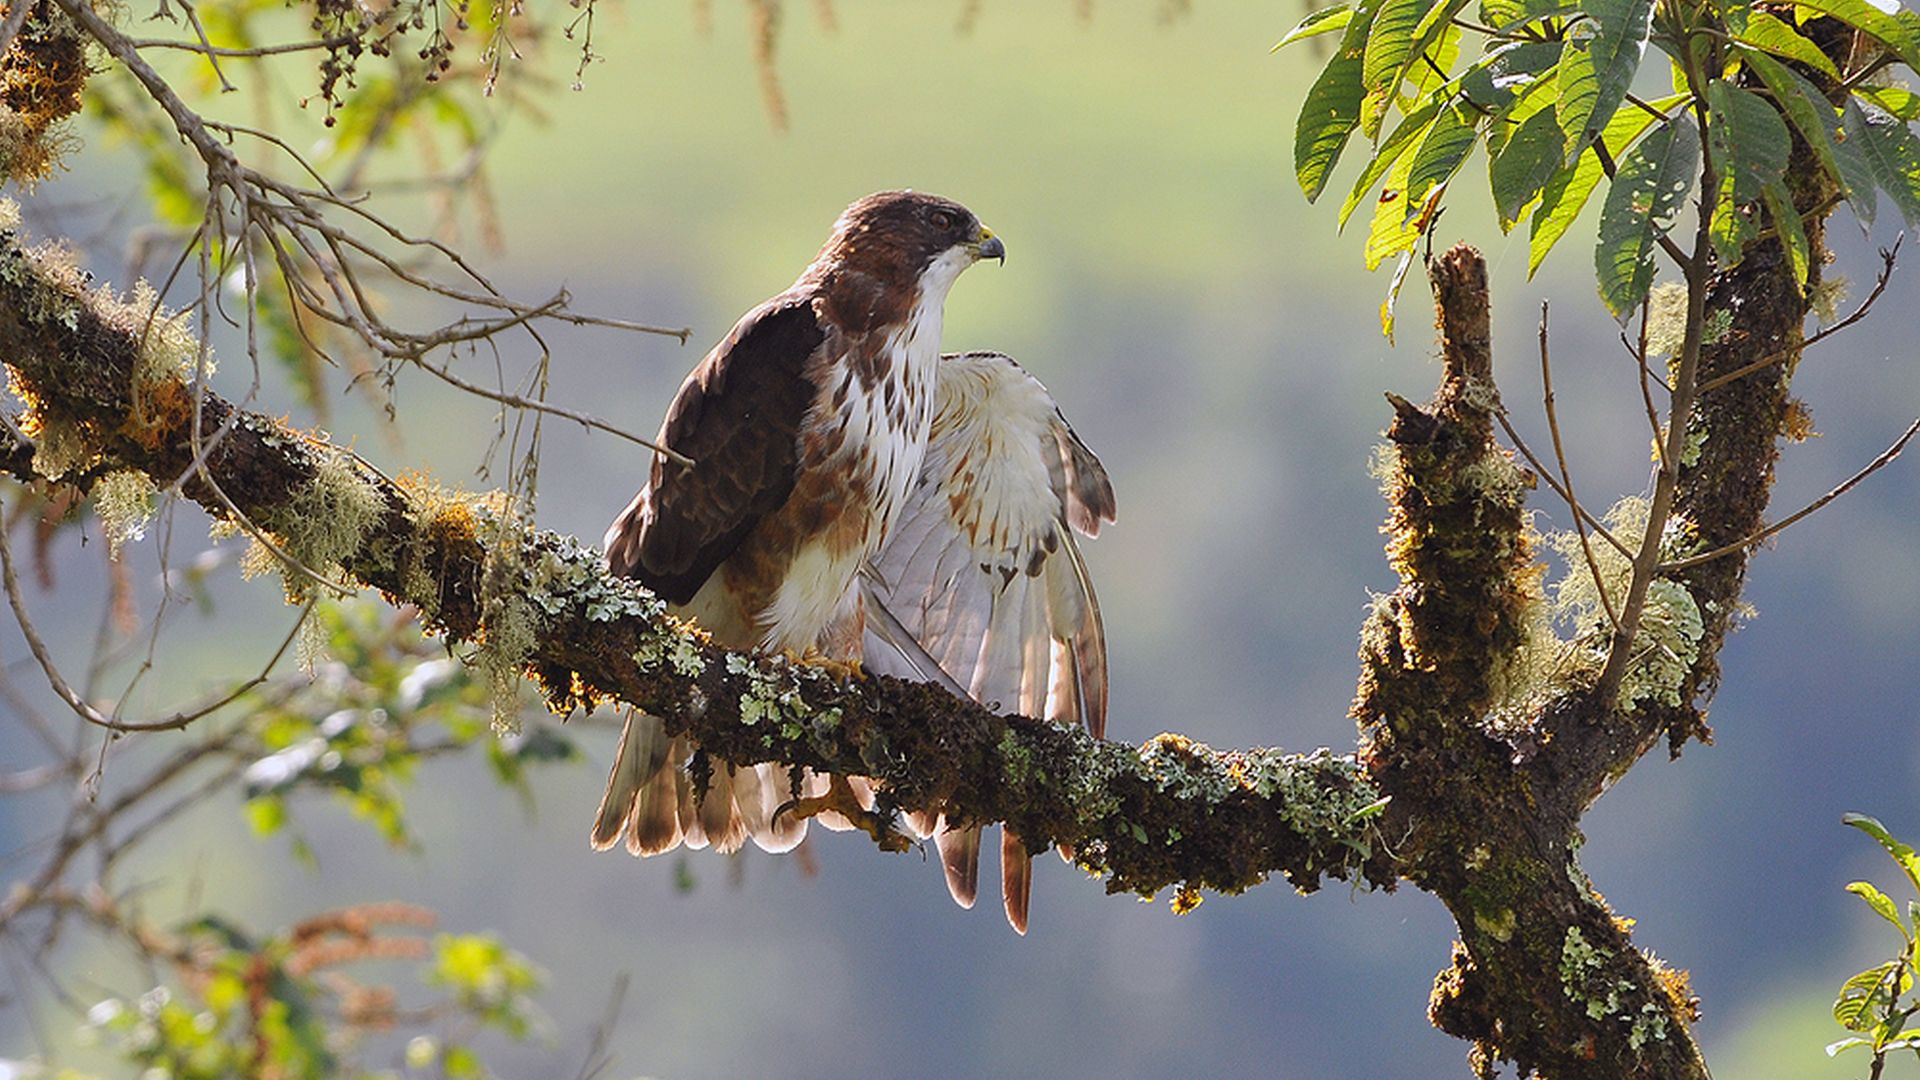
left=974, top=226, right=1005, bottom=265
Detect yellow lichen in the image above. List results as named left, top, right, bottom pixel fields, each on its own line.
left=1781, top=399, right=1818, bottom=443
left=0, top=3, right=90, bottom=186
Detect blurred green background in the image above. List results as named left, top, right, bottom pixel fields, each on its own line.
left=8, top=2, right=1920, bottom=1076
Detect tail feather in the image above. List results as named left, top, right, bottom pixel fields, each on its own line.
left=936, top=824, right=982, bottom=909
left=745, top=763, right=808, bottom=853
left=702, top=764, right=749, bottom=854
left=904, top=809, right=940, bottom=839
left=1001, top=828, right=1032, bottom=935
left=590, top=710, right=671, bottom=852
left=629, top=761, right=683, bottom=856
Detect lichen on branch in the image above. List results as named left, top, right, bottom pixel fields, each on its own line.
left=0, top=222, right=1393, bottom=906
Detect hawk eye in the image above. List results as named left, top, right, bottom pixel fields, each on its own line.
left=928, top=208, right=958, bottom=231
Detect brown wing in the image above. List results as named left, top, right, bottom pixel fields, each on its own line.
left=605, top=294, right=825, bottom=604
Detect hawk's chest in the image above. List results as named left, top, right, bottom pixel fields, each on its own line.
left=824, top=296, right=943, bottom=547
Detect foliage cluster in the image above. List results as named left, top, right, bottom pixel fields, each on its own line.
left=1279, top=0, right=1920, bottom=333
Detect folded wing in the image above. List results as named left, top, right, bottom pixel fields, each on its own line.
left=862, top=350, right=1115, bottom=934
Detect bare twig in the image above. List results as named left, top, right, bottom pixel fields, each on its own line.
left=573, top=972, right=631, bottom=1080
left=1696, top=237, right=1901, bottom=395
left=1660, top=416, right=1920, bottom=572
left=0, top=505, right=312, bottom=733
left=1596, top=42, right=1720, bottom=704
left=172, top=0, right=234, bottom=92
left=1631, top=297, right=1665, bottom=445
left=0, top=0, right=35, bottom=59
left=127, top=33, right=359, bottom=58
left=410, top=355, right=695, bottom=467
left=1539, top=302, right=1620, bottom=632
left=1494, top=411, right=1635, bottom=558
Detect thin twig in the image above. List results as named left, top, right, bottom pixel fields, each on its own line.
left=1494, top=411, right=1635, bottom=558
left=1595, top=35, right=1720, bottom=703
left=0, top=0, right=34, bottom=60
left=573, top=972, right=631, bottom=1080
left=173, top=0, right=234, bottom=92
left=1632, top=296, right=1664, bottom=444
left=1539, top=302, right=1620, bottom=632
left=0, top=505, right=309, bottom=732
left=126, top=33, right=359, bottom=58
left=1659, top=416, right=1920, bottom=572
left=1696, top=237, right=1902, bottom=395
left=411, top=356, right=694, bottom=467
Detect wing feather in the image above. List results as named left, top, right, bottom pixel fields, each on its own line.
left=860, top=350, right=1115, bottom=930
left=604, top=294, right=825, bottom=603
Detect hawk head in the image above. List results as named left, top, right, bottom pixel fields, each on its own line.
left=817, top=190, right=1004, bottom=297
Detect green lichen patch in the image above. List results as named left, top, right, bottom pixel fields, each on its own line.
left=92, top=468, right=156, bottom=554
left=244, top=449, right=388, bottom=603
left=1546, top=497, right=1704, bottom=711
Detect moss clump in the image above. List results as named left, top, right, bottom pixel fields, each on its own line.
left=120, top=280, right=208, bottom=448
left=244, top=450, right=388, bottom=602
left=92, top=469, right=157, bottom=555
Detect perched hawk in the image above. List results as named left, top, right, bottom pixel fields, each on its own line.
left=592, top=191, right=1114, bottom=934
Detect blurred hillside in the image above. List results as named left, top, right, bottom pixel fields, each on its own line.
left=5, top=3, right=1919, bottom=1077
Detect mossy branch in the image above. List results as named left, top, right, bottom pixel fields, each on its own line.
left=0, top=224, right=1393, bottom=904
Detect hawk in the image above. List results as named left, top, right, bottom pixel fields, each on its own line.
left=591, top=191, right=1114, bottom=934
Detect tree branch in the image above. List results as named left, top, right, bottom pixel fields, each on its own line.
left=0, top=225, right=1392, bottom=906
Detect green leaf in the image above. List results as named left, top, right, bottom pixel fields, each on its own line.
left=1340, top=99, right=1445, bottom=227
left=1275, top=4, right=1353, bottom=49
left=1849, top=880, right=1913, bottom=940
left=1856, top=85, right=1920, bottom=121
left=1405, top=103, right=1482, bottom=208
left=1388, top=0, right=1473, bottom=114
left=1595, top=116, right=1699, bottom=318
left=1762, top=179, right=1811, bottom=293
left=1827, top=1036, right=1873, bottom=1056
left=1846, top=813, right=1920, bottom=897
left=1338, top=39, right=1528, bottom=226
left=1844, top=100, right=1920, bottom=226
left=1744, top=50, right=1868, bottom=215
left=1707, top=80, right=1793, bottom=264
left=1527, top=92, right=1682, bottom=276
left=1730, top=8, right=1842, bottom=79
left=1835, top=960, right=1909, bottom=1032
left=1790, top=0, right=1920, bottom=69
left=246, top=796, right=288, bottom=836
left=1296, top=0, right=1389, bottom=201
left=1480, top=0, right=1577, bottom=30
left=1364, top=0, right=1439, bottom=136
left=1492, top=108, right=1569, bottom=228
left=1557, top=0, right=1657, bottom=161
left=1366, top=138, right=1429, bottom=269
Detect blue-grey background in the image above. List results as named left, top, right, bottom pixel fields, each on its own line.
left=5, top=4, right=1918, bottom=1077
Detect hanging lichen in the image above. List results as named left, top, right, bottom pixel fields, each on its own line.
left=91, top=469, right=157, bottom=555
left=242, top=449, right=388, bottom=603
